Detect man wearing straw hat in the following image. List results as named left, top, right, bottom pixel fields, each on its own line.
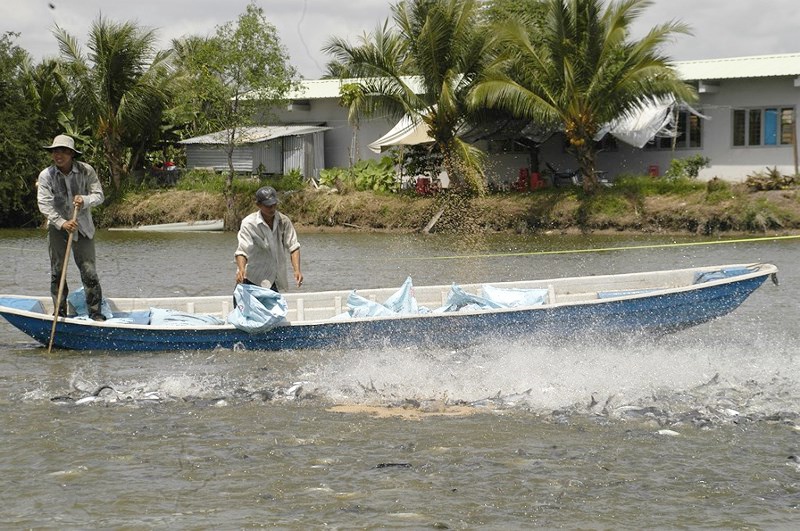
left=37, top=134, right=106, bottom=321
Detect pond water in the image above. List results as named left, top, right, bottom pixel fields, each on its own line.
left=1, top=228, right=798, bottom=528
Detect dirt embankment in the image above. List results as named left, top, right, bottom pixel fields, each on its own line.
left=99, top=185, right=800, bottom=235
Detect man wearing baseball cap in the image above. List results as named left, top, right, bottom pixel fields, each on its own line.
left=234, top=186, right=303, bottom=292
left=37, top=134, right=107, bottom=320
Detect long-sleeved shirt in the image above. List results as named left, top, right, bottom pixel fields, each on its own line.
left=37, top=161, right=104, bottom=239
left=235, top=210, right=300, bottom=291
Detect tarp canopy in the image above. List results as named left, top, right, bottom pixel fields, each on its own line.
left=593, top=96, right=675, bottom=148
left=368, top=114, right=434, bottom=153
left=595, top=96, right=708, bottom=148
left=369, top=96, right=706, bottom=152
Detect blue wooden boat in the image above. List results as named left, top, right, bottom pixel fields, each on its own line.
left=0, top=263, right=777, bottom=352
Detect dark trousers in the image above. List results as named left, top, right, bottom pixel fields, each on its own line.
left=48, top=226, right=103, bottom=315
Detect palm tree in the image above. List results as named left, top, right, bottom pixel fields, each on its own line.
left=338, top=83, right=369, bottom=166
left=53, top=17, right=174, bottom=193
left=471, top=0, right=697, bottom=192
left=323, top=0, right=495, bottom=194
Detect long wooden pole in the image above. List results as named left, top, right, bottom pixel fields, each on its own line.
left=48, top=205, right=79, bottom=353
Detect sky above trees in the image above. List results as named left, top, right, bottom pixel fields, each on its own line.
left=2, top=0, right=800, bottom=78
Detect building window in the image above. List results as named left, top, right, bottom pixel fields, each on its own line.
left=644, top=110, right=702, bottom=150
left=781, top=108, right=795, bottom=144
left=733, top=107, right=795, bottom=147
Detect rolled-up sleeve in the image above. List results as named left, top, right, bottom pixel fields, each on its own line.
left=281, top=217, right=300, bottom=253
left=36, top=169, right=65, bottom=228
left=82, top=164, right=104, bottom=208
left=235, top=221, right=256, bottom=259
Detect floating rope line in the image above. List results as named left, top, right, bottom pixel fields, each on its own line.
left=1, top=234, right=797, bottom=261
left=392, top=234, right=800, bottom=261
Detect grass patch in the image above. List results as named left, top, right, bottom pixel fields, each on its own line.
left=101, top=175, right=800, bottom=235
left=613, top=175, right=705, bottom=196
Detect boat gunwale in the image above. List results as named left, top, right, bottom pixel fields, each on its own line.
left=0, top=263, right=777, bottom=330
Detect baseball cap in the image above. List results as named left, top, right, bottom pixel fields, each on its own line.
left=255, top=186, right=279, bottom=206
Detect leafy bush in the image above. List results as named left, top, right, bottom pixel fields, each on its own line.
left=175, top=169, right=225, bottom=192
left=272, top=168, right=304, bottom=191
left=704, top=177, right=734, bottom=204
left=0, top=34, right=48, bottom=227
left=744, top=166, right=796, bottom=191
left=664, top=155, right=710, bottom=179
left=319, top=157, right=399, bottom=193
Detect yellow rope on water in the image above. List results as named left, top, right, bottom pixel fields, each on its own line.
left=396, top=234, right=800, bottom=261
left=2, top=234, right=797, bottom=261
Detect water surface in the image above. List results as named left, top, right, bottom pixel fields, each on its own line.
left=1, top=228, right=798, bottom=528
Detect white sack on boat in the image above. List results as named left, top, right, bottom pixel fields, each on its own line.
left=348, top=276, right=423, bottom=318
left=434, top=284, right=507, bottom=313
left=67, top=287, right=114, bottom=320
left=150, top=308, right=225, bottom=326
left=480, top=285, right=549, bottom=307
left=347, top=278, right=552, bottom=318
left=381, top=276, right=419, bottom=314
left=347, top=293, right=399, bottom=318
left=227, top=283, right=288, bottom=333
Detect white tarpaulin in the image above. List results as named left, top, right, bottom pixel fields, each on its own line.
left=368, top=114, right=434, bottom=153
left=371, top=97, right=699, bottom=152
left=595, top=96, right=678, bottom=148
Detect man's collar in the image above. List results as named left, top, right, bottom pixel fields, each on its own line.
left=55, top=163, right=75, bottom=175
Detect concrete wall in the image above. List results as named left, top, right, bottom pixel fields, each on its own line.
left=269, top=100, right=398, bottom=169
left=473, top=76, right=800, bottom=185
left=263, top=75, right=800, bottom=184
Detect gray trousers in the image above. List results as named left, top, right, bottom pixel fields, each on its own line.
left=47, top=226, right=103, bottom=315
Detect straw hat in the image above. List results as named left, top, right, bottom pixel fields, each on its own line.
left=43, top=134, right=82, bottom=155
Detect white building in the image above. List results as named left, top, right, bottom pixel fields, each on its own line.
left=185, top=52, right=800, bottom=185
left=179, top=125, right=329, bottom=178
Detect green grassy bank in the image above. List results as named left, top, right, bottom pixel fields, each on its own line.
left=99, top=175, right=800, bottom=235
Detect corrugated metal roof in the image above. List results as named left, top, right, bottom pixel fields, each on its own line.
left=286, top=54, right=800, bottom=98
left=285, top=76, right=425, bottom=100
left=179, top=125, right=330, bottom=145
left=245, top=53, right=800, bottom=105
left=675, top=53, right=800, bottom=81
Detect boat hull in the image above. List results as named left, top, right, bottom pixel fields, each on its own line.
left=0, top=266, right=772, bottom=352
left=108, top=219, right=223, bottom=232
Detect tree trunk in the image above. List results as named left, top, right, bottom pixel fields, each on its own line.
left=442, top=151, right=462, bottom=190
left=224, top=141, right=236, bottom=231
left=104, top=135, right=125, bottom=194
left=576, top=144, right=598, bottom=193
left=223, top=189, right=237, bottom=232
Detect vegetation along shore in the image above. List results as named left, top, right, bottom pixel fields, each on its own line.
left=97, top=167, right=800, bottom=236
left=2, top=1, right=799, bottom=237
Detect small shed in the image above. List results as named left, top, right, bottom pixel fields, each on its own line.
left=179, top=125, right=330, bottom=178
